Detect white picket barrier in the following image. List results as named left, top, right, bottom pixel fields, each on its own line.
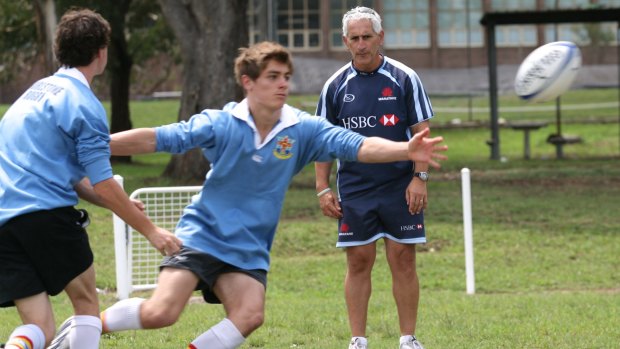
left=113, top=175, right=201, bottom=299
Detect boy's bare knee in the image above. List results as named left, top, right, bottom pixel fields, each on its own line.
left=231, top=310, right=264, bottom=336
left=246, top=311, right=264, bottom=331
left=140, top=303, right=180, bottom=329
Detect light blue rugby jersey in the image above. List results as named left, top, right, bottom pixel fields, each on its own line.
left=154, top=99, right=365, bottom=271
left=0, top=68, right=112, bottom=226
left=316, top=56, right=434, bottom=199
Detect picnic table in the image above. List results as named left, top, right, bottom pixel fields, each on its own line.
left=507, top=121, right=549, bottom=159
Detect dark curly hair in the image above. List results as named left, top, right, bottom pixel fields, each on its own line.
left=54, top=8, right=111, bottom=67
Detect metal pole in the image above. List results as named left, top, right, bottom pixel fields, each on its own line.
left=461, top=168, right=475, bottom=295
left=466, top=0, right=473, bottom=122
left=487, top=24, right=500, bottom=160
left=267, top=0, right=274, bottom=41
left=112, top=175, right=130, bottom=300
left=554, top=0, right=563, bottom=159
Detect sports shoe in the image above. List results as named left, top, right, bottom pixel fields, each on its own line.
left=46, top=317, right=73, bottom=349
left=400, top=335, right=424, bottom=349
left=349, top=337, right=368, bottom=349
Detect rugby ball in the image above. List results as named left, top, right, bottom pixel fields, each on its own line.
left=514, top=41, right=581, bottom=103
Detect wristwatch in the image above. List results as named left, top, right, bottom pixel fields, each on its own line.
left=414, top=172, right=429, bottom=182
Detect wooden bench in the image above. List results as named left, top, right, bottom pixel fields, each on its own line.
left=546, top=134, right=582, bottom=159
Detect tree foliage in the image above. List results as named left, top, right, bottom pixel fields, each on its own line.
left=0, top=0, right=38, bottom=83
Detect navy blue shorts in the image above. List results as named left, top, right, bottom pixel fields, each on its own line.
left=0, top=207, right=93, bottom=307
left=160, top=247, right=267, bottom=304
left=337, top=186, right=425, bottom=248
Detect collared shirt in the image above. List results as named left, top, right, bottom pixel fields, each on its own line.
left=154, top=99, right=365, bottom=271
left=0, top=68, right=111, bottom=226
left=316, top=56, right=434, bottom=199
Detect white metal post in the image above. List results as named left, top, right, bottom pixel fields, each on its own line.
left=113, top=175, right=130, bottom=300
left=461, top=168, right=475, bottom=294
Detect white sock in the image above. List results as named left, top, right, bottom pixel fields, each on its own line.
left=101, top=297, right=145, bottom=332
left=351, top=336, right=368, bottom=346
left=6, top=324, right=45, bottom=349
left=189, top=318, right=245, bottom=349
left=69, top=315, right=102, bottom=349
left=400, top=335, right=416, bottom=344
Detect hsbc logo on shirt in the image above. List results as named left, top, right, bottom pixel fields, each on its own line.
left=342, top=116, right=376, bottom=129
left=380, top=114, right=399, bottom=126
left=342, top=114, right=400, bottom=129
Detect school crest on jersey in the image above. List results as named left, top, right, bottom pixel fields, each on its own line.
left=273, top=135, right=295, bottom=159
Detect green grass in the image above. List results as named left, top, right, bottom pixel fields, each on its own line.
left=1, top=94, right=619, bottom=348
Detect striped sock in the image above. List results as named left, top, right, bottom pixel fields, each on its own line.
left=5, top=324, right=44, bottom=349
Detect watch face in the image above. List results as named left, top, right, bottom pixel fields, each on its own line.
left=417, top=172, right=429, bottom=181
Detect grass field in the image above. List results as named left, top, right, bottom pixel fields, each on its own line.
left=1, top=92, right=619, bottom=348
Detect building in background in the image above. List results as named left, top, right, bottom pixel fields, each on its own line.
left=248, top=0, right=618, bottom=68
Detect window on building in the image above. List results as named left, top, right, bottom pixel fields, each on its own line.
left=491, top=0, right=538, bottom=47
left=437, top=0, right=484, bottom=48
left=329, top=0, right=374, bottom=49
left=272, top=0, right=321, bottom=51
left=383, top=0, right=430, bottom=48
left=598, top=0, right=620, bottom=6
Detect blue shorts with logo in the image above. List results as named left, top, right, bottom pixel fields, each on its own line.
left=336, top=182, right=426, bottom=248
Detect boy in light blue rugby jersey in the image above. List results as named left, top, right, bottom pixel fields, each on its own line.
left=89, top=41, right=447, bottom=349
left=0, top=8, right=181, bottom=349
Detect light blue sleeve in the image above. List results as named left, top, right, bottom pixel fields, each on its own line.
left=299, top=116, right=365, bottom=163
left=154, top=111, right=221, bottom=154
left=71, top=102, right=112, bottom=185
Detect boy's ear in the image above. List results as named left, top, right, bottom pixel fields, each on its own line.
left=241, top=74, right=253, bottom=90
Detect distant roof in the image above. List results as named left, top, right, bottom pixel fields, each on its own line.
left=480, top=7, right=620, bottom=26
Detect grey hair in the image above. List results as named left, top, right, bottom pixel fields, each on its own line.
left=342, top=6, right=382, bottom=36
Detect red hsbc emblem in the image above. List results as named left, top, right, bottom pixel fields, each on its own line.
left=380, top=114, right=399, bottom=126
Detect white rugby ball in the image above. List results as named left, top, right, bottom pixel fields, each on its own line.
left=514, top=41, right=581, bottom=103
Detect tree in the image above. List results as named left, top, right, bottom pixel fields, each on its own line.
left=90, top=0, right=134, bottom=162
left=32, top=0, right=56, bottom=75
left=74, top=0, right=178, bottom=163
left=158, top=0, right=248, bottom=182
left=0, top=0, right=39, bottom=100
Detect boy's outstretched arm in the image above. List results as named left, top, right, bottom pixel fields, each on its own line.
left=110, top=128, right=158, bottom=155
left=357, top=128, right=447, bottom=169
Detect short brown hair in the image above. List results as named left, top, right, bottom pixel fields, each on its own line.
left=54, top=8, right=111, bottom=67
left=234, top=41, right=293, bottom=86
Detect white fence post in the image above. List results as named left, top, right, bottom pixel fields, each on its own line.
left=461, top=168, right=475, bottom=295
left=113, top=175, right=130, bottom=300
